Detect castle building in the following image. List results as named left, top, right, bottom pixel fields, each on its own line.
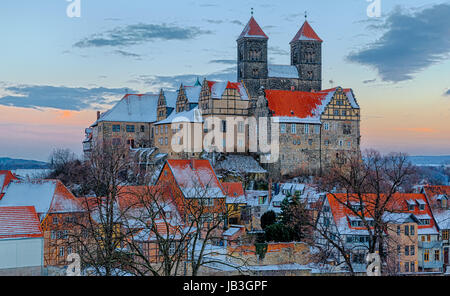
left=84, top=15, right=361, bottom=177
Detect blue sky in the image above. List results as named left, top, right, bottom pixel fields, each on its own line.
left=0, top=0, right=449, bottom=161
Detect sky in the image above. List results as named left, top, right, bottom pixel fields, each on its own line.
left=0, top=0, right=449, bottom=161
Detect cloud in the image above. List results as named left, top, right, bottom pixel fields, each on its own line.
left=230, top=20, right=244, bottom=26
left=0, top=85, right=133, bottom=111
left=204, top=19, right=224, bottom=24
left=113, top=50, right=141, bottom=58
left=347, top=4, right=450, bottom=82
left=444, top=89, right=450, bottom=97
left=74, top=23, right=212, bottom=48
left=363, top=78, right=377, bottom=84
left=209, top=59, right=236, bottom=65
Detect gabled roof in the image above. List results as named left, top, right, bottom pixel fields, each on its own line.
left=0, top=180, right=82, bottom=221
left=166, top=159, right=225, bottom=199
left=0, top=206, right=43, bottom=239
left=154, top=107, right=203, bottom=125
left=265, top=87, right=359, bottom=124
left=0, top=170, right=18, bottom=199
left=326, top=193, right=438, bottom=235
left=290, top=20, right=322, bottom=43
left=206, top=80, right=249, bottom=100
left=238, top=17, right=268, bottom=40
left=183, top=85, right=202, bottom=103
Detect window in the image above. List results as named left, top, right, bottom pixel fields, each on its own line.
left=410, top=225, right=415, bottom=235
left=165, top=125, right=168, bottom=134
left=405, top=246, right=409, bottom=256
left=280, top=124, right=286, bottom=134
left=343, top=124, right=351, bottom=135
left=338, top=140, right=343, bottom=147
left=238, top=121, right=244, bottom=133
left=51, top=231, right=56, bottom=240
left=397, top=226, right=401, bottom=235
left=410, top=261, right=415, bottom=272
left=59, top=247, right=65, bottom=257
left=308, top=139, right=313, bottom=145
left=324, top=123, right=329, bottom=130
left=435, top=250, right=440, bottom=261
left=304, top=124, right=309, bottom=134
left=405, top=225, right=409, bottom=236
left=443, top=230, right=449, bottom=240
left=410, top=245, right=415, bottom=256
left=347, top=141, right=351, bottom=148
left=221, top=120, right=227, bottom=133
left=405, top=262, right=409, bottom=272
left=67, top=246, right=72, bottom=255
left=155, top=126, right=159, bottom=135
left=140, top=125, right=145, bottom=132
left=424, top=249, right=430, bottom=262
left=53, top=217, right=58, bottom=225
left=165, top=137, right=168, bottom=146
left=333, top=110, right=339, bottom=116
left=342, top=110, right=347, bottom=116
left=112, top=125, right=120, bottom=132
left=324, top=140, right=329, bottom=146
left=126, top=125, right=135, bottom=133
left=291, top=124, right=296, bottom=134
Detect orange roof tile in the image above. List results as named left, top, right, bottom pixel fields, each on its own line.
left=265, top=89, right=329, bottom=118
left=291, top=20, right=322, bottom=43
left=222, top=182, right=245, bottom=198
left=238, top=17, right=268, bottom=39
left=0, top=206, right=43, bottom=239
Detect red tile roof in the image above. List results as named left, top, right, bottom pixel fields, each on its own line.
left=422, top=185, right=450, bottom=208
left=238, top=17, right=268, bottom=39
left=0, top=206, right=43, bottom=239
left=291, top=20, right=322, bottom=43
left=327, top=193, right=437, bottom=231
left=265, top=89, right=329, bottom=118
left=222, top=182, right=245, bottom=198
left=166, top=159, right=224, bottom=197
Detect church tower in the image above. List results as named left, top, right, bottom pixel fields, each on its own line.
left=290, top=20, right=322, bottom=92
left=237, top=16, right=268, bottom=96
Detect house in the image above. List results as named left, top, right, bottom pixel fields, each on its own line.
left=0, top=178, right=85, bottom=266
left=0, top=170, right=18, bottom=199
left=422, top=185, right=450, bottom=268
left=222, top=182, right=247, bottom=225
left=0, top=206, right=44, bottom=275
left=317, top=192, right=442, bottom=273
left=155, top=159, right=227, bottom=244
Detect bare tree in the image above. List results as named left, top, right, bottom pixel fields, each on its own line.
left=313, top=149, right=416, bottom=274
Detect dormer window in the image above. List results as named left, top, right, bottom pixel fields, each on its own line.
left=406, top=200, right=415, bottom=211
left=416, top=199, right=426, bottom=211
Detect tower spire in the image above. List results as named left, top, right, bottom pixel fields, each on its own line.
left=251, top=7, right=254, bottom=16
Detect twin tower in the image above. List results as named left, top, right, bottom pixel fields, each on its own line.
left=237, top=16, right=323, bottom=97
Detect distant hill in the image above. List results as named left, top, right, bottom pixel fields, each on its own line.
left=408, top=155, right=450, bottom=166
left=0, top=157, right=50, bottom=170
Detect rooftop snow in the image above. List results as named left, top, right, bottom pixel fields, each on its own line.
left=0, top=206, right=43, bottom=239
left=154, top=107, right=203, bottom=125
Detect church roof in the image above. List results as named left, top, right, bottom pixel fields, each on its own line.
left=265, top=87, right=358, bottom=124
left=238, top=17, right=268, bottom=40
left=290, top=20, right=322, bottom=43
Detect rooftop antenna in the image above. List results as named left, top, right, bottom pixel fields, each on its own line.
left=251, top=7, right=254, bottom=16
left=304, top=11, right=308, bottom=21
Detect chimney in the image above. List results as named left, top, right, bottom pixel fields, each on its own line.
left=268, top=177, right=273, bottom=204
left=97, top=111, right=101, bottom=120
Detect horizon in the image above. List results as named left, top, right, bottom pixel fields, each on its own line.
left=0, top=0, right=449, bottom=161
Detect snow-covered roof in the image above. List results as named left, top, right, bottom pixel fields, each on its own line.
left=154, top=107, right=203, bottom=125
left=418, top=226, right=439, bottom=235
left=267, top=87, right=359, bottom=124
left=215, top=154, right=266, bottom=174
left=238, top=16, right=268, bottom=39
left=0, top=206, right=43, bottom=239
left=223, top=226, right=243, bottom=237
left=432, top=211, right=450, bottom=230
left=207, top=81, right=249, bottom=101
left=96, top=94, right=160, bottom=124
left=163, top=91, right=178, bottom=107
left=166, top=159, right=225, bottom=199
left=268, top=65, right=299, bottom=79
left=0, top=180, right=82, bottom=220
left=184, top=85, right=202, bottom=103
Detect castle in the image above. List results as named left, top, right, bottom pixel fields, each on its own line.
left=83, top=16, right=361, bottom=178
